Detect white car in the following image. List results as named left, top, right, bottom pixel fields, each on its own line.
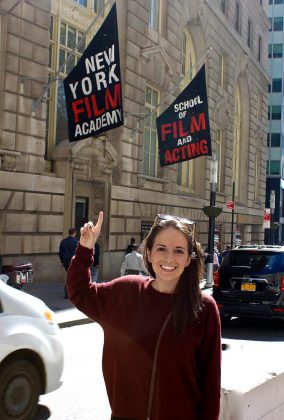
left=0, top=278, right=64, bottom=420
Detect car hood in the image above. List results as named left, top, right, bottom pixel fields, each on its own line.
left=0, top=280, right=51, bottom=319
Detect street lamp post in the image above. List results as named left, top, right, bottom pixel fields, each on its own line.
left=270, top=190, right=275, bottom=244
left=205, top=154, right=218, bottom=287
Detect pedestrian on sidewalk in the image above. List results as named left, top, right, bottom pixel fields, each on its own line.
left=222, top=244, right=231, bottom=261
left=59, top=228, right=78, bottom=298
left=213, top=248, right=220, bottom=272
left=66, top=212, right=221, bottom=420
left=120, top=243, right=147, bottom=276
left=90, top=242, right=100, bottom=283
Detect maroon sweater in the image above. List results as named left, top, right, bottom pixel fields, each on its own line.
left=67, top=244, right=221, bottom=420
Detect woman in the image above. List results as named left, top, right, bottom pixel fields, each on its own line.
left=66, top=212, right=221, bottom=420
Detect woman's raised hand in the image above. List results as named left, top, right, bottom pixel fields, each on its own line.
left=80, top=211, right=104, bottom=249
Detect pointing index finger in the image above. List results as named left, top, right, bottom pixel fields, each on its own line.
left=96, top=211, right=104, bottom=229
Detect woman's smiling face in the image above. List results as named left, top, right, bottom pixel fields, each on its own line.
left=147, top=227, right=191, bottom=293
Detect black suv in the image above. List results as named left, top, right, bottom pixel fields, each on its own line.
left=213, top=245, right=284, bottom=322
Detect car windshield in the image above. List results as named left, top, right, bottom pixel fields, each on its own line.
left=222, top=251, right=284, bottom=274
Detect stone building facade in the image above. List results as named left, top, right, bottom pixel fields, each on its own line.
left=0, top=0, right=269, bottom=282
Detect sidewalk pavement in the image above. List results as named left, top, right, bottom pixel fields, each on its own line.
left=24, top=279, right=213, bottom=329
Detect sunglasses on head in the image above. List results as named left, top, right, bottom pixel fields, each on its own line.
left=155, top=214, right=195, bottom=226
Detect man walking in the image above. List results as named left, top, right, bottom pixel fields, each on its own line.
left=59, top=228, right=78, bottom=298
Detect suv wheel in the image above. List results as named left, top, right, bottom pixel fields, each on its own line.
left=0, top=359, right=40, bottom=420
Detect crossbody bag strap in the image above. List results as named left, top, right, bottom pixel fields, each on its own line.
left=146, top=310, right=173, bottom=420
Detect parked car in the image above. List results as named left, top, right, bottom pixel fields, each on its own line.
left=0, top=279, right=64, bottom=420
left=213, top=245, right=284, bottom=323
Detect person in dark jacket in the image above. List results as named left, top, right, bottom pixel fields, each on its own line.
left=59, top=228, right=78, bottom=298
left=66, top=212, right=221, bottom=420
left=91, top=242, right=100, bottom=282
left=222, top=244, right=231, bottom=261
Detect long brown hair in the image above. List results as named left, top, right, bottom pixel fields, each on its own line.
left=143, top=217, right=204, bottom=335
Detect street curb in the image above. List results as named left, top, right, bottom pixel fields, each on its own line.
left=58, top=317, right=94, bottom=328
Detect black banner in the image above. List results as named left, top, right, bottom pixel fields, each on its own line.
left=64, top=3, right=123, bottom=142
left=156, top=65, right=212, bottom=167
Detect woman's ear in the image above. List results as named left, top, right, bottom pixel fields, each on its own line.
left=147, top=248, right=152, bottom=263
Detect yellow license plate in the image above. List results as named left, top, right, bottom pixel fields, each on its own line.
left=241, top=283, right=256, bottom=291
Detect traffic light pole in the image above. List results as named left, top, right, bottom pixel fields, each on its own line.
left=206, top=181, right=217, bottom=287
left=270, top=190, right=275, bottom=245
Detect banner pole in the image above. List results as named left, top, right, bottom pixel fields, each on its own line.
left=126, top=47, right=214, bottom=140
left=32, top=0, right=115, bottom=112
left=141, top=47, right=213, bottom=127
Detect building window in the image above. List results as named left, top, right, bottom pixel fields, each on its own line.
left=275, top=0, right=284, bottom=4
left=94, top=0, right=105, bottom=14
left=273, top=17, right=283, bottom=31
left=218, top=53, right=224, bottom=88
left=75, top=197, right=89, bottom=238
left=247, top=20, right=252, bottom=48
left=180, top=32, right=196, bottom=86
left=254, top=152, right=260, bottom=200
left=56, top=21, right=85, bottom=144
left=271, top=106, right=281, bottom=120
left=49, top=16, right=54, bottom=69
left=181, top=32, right=187, bottom=78
left=272, top=78, right=282, bottom=92
left=178, top=32, right=196, bottom=188
left=235, top=2, right=240, bottom=33
left=269, top=44, right=283, bottom=58
left=270, top=160, right=280, bottom=175
left=46, top=19, right=86, bottom=155
left=274, top=44, right=283, bottom=58
left=149, top=0, right=160, bottom=31
left=74, top=0, right=87, bottom=6
left=177, top=160, right=193, bottom=189
left=258, top=36, right=262, bottom=62
left=57, top=78, right=75, bottom=146
left=216, top=129, right=223, bottom=191
left=271, top=133, right=281, bottom=147
left=59, top=22, right=85, bottom=73
left=45, top=101, right=50, bottom=158
left=221, top=0, right=227, bottom=14
left=143, top=85, right=159, bottom=177
left=257, top=92, right=262, bottom=119
left=233, top=86, right=241, bottom=196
